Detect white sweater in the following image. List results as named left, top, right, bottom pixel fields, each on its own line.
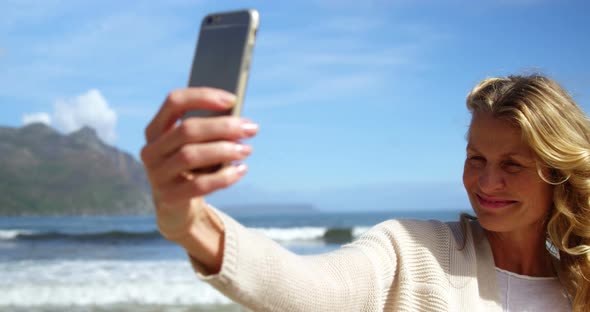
left=192, top=209, right=518, bottom=311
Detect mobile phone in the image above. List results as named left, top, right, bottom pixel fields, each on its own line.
left=184, top=9, right=259, bottom=173
left=185, top=9, right=259, bottom=118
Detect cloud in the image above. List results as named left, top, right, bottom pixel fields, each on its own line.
left=249, top=72, right=388, bottom=109
left=23, top=89, right=118, bottom=143
left=249, top=20, right=443, bottom=110
left=22, top=112, right=52, bottom=126
left=52, top=89, right=118, bottom=143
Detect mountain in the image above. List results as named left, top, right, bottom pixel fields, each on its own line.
left=0, top=122, right=468, bottom=216
left=0, top=123, right=153, bottom=215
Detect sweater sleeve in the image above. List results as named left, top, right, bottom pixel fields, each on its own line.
left=191, top=208, right=399, bottom=312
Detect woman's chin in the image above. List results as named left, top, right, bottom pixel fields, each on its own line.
left=470, top=204, right=518, bottom=233
left=475, top=215, right=514, bottom=233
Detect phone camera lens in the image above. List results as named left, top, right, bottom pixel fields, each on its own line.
left=206, top=16, right=214, bottom=25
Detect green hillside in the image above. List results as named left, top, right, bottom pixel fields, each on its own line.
left=0, top=123, right=153, bottom=215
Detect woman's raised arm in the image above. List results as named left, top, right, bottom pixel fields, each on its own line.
left=141, top=87, right=259, bottom=273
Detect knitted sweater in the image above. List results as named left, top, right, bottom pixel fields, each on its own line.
left=193, top=209, right=503, bottom=311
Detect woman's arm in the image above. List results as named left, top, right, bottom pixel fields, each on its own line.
left=196, top=207, right=399, bottom=312
left=141, top=87, right=258, bottom=274
left=141, top=88, right=399, bottom=310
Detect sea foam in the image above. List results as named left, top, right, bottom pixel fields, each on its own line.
left=0, top=260, right=230, bottom=306
left=0, top=226, right=369, bottom=243
left=0, top=230, right=34, bottom=240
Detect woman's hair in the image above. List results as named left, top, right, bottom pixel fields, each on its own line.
left=464, top=74, right=590, bottom=311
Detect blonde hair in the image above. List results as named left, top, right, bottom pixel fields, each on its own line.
left=465, top=74, right=590, bottom=311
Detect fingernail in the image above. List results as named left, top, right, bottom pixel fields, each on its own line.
left=241, top=120, right=259, bottom=136
left=234, top=144, right=252, bottom=156
left=235, top=163, right=248, bottom=176
left=218, top=92, right=236, bottom=107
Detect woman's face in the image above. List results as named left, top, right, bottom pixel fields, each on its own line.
left=462, top=111, right=554, bottom=233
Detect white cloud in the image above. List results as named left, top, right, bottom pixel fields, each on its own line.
left=21, top=89, right=118, bottom=143
left=52, top=89, right=118, bottom=143
left=22, top=112, right=52, bottom=126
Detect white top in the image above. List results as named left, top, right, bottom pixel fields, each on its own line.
left=495, top=267, right=571, bottom=312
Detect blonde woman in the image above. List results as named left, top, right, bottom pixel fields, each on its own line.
left=141, top=75, right=588, bottom=311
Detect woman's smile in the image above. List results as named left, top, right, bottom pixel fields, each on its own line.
left=475, top=193, right=518, bottom=209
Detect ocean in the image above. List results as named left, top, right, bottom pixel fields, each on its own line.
left=0, top=209, right=466, bottom=312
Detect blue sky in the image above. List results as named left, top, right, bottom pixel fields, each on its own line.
left=1, top=1, right=589, bottom=211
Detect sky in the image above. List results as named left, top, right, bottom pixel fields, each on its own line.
left=1, top=0, right=589, bottom=211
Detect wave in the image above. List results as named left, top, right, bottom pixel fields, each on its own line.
left=0, top=226, right=371, bottom=244
left=0, top=260, right=231, bottom=306
left=0, top=229, right=34, bottom=240
left=255, top=226, right=369, bottom=244
left=0, top=229, right=163, bottom=242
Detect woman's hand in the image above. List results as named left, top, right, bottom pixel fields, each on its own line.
left=141, top=87, right=258, bottom=272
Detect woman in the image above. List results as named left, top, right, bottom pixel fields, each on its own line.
left=141, top=75, right=589, bottom=311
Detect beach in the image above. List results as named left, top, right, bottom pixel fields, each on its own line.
left=0, top=210, right=464, bottom=311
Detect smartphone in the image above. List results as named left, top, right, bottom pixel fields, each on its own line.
left=185, top=9, right=259, bottom=118
left=184, top=9, right=259, bottom=173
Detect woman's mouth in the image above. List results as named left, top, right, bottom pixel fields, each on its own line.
left=476, top=194, right=517, bottom=209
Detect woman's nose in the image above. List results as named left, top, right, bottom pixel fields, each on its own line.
left=478, top=167, right=505, bottom=192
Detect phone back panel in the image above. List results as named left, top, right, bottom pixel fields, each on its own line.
left=185, top=10, right=258, bottom=118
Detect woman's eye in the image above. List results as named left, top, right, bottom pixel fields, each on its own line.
left=467, top=156, right=485, bottom=167
left=503, top=162, right=523, bottom=173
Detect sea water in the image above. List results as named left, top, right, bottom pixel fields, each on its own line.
left=0, top=209, right=466, bottom=311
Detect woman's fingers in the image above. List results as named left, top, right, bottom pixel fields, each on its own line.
left=156, top=164, right=248, bottom=206
left=145, top=87, right=236, bottom=143
left=141, top=116, right=259, bottom=168
left=154, top=164, right=246, bottom=241
left=151, top=141, right=253, bottom=185
left=142, top=87, right=254, bottom=261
